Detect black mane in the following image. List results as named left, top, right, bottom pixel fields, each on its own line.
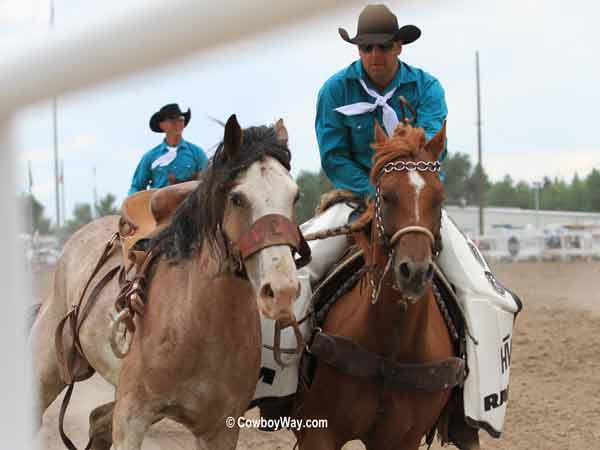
left=150, top=125, right=291, bottom=263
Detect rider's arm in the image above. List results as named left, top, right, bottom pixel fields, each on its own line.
left=416, top=77, right=448, bottom=162
left=128, top=154, right=152, bottom=195
left=315, top=81, right=374, bottom=198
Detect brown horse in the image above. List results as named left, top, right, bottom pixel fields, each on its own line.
left=30, top=115, right=306, bottom=450
left=294, top=121, right=474, bottom=450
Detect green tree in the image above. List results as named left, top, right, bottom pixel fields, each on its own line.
left=514, top=181, right=532, bottom=209
left=295, top=170, right=334, bottom=223
left=19, top=193, right=51, bottom=234
left=569, top=173, right=588, bottom=211
left=65, top=203, right=93, bottom=234
left=95, top=193, right=119, bottom=217
left=487, top=175, right=517, bottom=207
left=585, top=169, right=600, bottom=211
left=465, top=163, right=490, bottom=206
left=442, top=152, right=471, bottom=205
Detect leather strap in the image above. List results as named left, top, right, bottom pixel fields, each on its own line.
left=310, top=331, right=465, bottom=392
left=233, top=214, right=310, bottom=264
left=54, top=233, right=119, bottom=450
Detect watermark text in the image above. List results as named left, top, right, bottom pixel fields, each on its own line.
left=225, top=416, right=328, bottom=431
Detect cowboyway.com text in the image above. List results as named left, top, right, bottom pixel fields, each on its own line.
left=226, top=415, right=328, bottom=431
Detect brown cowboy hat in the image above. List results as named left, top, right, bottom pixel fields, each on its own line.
left=339, top=4, right=421, bottom=46
left=149, top=103, right=191, bottom=133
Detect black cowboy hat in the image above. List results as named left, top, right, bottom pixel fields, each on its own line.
left=338, top=4, right=421, bottom=46
left=149, top=103, right=191, bottom=133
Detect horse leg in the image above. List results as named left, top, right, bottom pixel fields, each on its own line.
left=111, top=388, right=156, bottom=450
left=449, top=425, right=481, bottom=450
left=296, top=429, right=342, bottom=450
left=29, top=296, right=67, bottom=430
left=193, top=425, right=240, bottom=450
left=88, top=401, right=115, bottom=450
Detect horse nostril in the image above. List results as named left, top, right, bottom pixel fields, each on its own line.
left=297, top=281, right=302, bottom=299
left=261, top=283, right=274, bottom=299
left=400, top=262, right=411, bottom=279
left=425, top=263, right=434, bottom=281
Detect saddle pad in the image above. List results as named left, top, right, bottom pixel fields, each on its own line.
left=253, top=273, right=313, bottom=401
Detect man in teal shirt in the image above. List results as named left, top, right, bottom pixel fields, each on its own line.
left=128, top=103, right=208, bottom=195
left=300, top=7, right=521, bottom=442
left=316, top=4, right=447, bottom=197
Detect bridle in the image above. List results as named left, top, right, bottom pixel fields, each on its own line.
left=228, top=212, right=311, bottom=367
left=231, top=213, right=311, bottom=271
left=371, top=159, right=441, bottom=304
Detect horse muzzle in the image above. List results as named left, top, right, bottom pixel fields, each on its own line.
left=393, top=257, right=434, bottom=302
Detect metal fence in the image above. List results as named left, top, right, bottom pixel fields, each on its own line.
left=0, top=1, right=342, bottom=446
left=472, top=230, right=600, bottom=262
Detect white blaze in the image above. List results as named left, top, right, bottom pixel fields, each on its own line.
left=408, top=170, right=426, bottom=222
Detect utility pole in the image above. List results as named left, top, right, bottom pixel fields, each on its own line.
left=475, top=50, right=484, bottom=235
left=50, top=0, right=60, bottom=229
left=60, top=158, right=66, bottom=225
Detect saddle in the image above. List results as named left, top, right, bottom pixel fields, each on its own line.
left=118, top=180, right=200, bottom=268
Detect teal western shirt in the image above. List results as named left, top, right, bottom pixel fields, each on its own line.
left=315, top=60, right=448, bottom=197
left=128, top=139, right=208, bottom=195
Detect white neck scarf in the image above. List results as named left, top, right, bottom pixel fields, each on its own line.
left=335, top=79, right=399, bottom=135
left=151, top=145, right=178, bottom=169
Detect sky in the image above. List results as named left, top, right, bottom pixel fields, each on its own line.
left=2, top=0, right=599, bottom=225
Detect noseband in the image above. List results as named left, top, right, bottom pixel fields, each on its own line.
left=231, top=213, right=311, bottom=270
left=371, top=159, right=441, bottom=304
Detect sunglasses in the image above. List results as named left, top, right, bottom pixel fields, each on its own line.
left=164, top=116, right=185, bottom=123
left=359, top=41, right=395, bottom=52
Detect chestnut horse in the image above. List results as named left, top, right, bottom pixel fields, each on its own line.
left=295, top=121, right=473, bottom=450
left=30, top=115, right=306, bottom=450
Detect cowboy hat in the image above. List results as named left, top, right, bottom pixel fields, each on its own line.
left=149, top=103, right=191, bottom=133
left=339, top=4, right=421, bottom=46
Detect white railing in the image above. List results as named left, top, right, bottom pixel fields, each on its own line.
left=472, top=230, right=600, bottom=262
left=0, top=1, right=343, bottom=446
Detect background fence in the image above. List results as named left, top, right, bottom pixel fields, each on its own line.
left=472, top=230, right=600, bottom=262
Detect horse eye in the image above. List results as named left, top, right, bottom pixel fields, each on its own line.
left=229, top=192, right=244, bottom=207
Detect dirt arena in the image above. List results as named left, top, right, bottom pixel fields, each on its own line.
left=34, top=261, right=600, bottom=449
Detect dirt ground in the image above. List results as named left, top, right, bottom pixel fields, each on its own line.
left=34, top=261, right=600, bottom=449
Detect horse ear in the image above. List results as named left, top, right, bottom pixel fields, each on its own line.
left=425, top=121, right=446, bottom=160
left=373, top=120, right=388, bottom=146
left=274, top=118, right=288, bottom=145
left=223, top=114, right=243, bottom=159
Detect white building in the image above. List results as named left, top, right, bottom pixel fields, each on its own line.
left=446, top=205, right=600, bottom=236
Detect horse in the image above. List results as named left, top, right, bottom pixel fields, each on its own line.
left=294, top=120, right=476, bottom=450
left=30, top=115, right=307, bottom=450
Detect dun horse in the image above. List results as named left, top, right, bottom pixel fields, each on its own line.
left=295, top=121, right=472, bottom=450
left=30, top=115, right=306, bottom=450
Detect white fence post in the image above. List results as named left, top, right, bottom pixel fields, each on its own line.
left=0, top=116, right=31, bottom=448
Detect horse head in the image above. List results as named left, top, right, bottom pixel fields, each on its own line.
left=155, top=115, right=304, bottom=322
left=218, top=115, right=303, bottom=321
left=369, top=120, right=446, bottom=303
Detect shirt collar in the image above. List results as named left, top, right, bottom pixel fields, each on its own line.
left=347, top=59, right=417, bottom=94
left=160, top=139, right=188, bottom=151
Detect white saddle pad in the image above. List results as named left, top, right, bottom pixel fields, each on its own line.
left=438, top=211, right=521, bottom=437
left=253, top=272, right=312, bottom=401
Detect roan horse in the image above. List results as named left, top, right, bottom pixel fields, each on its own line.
left=30, top=115, right=306, bottom=450
left=295, top=120, right=476, bottom=450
